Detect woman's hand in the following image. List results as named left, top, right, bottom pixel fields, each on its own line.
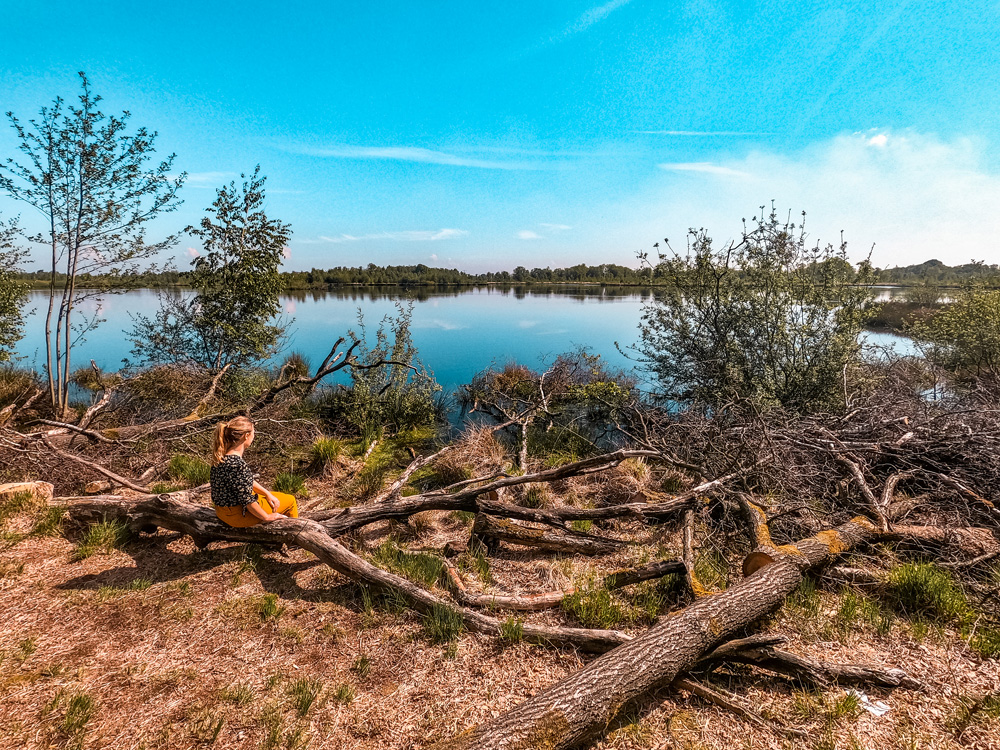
left=246, top=500, right=284, bottom=523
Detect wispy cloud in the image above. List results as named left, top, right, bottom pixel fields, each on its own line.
left=186, top=247, right=199, bottom=258
left=307, top=228, right=469, bottom=244
left=517, top=230, right=542, bottom=240
left=564, top=0, right=633, bottom=36
left=659, top=162, right=750, bottom=178
left=183, top=171, right=237, bottom=188
left=540, top=223, right=572, bottom=231
left=285, top=144, right=547, bottom=171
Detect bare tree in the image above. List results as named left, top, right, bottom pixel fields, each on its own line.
left=0, top=72, right=185, bottom=415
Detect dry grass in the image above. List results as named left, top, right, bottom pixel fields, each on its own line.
left=1, top=474, right=997, bottom=749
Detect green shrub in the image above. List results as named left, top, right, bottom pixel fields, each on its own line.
left=424, top=604, right=463, bottom=643
left=885, top=563, right=969, bottom=622
left=273, top=472, right=306, bottom=497
left=168, top=454, right=211, bottom=486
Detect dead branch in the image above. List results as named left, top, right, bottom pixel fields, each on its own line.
left=52, top=493, right=631, bottom=653
left=430, top=516, right=880, bottom=750
left=471, top=513, right=626, bottom=556
left=41, top=438, right=151, bottom=493
left=673, top=676, right=808, bottom=739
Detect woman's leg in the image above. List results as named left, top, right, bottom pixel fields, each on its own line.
left=215, top=505, right=262, bottom=528
left=269, top=491, right=299, bottom=518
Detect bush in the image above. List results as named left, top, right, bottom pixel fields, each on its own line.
left=317, top=303, right=440, bottom=438
left=635, top=206, right=875, bottom=411
left=909, top=287, right=1000, bottom=381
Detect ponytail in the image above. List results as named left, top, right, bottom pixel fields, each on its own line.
left=211, top=416, right=254, bottom=465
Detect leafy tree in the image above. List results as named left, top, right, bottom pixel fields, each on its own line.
left=129, top=166, right=291, bottom=368
left=0, top=72, right=184, bottom=414
left=0, top=217, right=28, bottom=362
left=634, top=206, right=875, bottom=412
left=908, top=287, right=1000, bottom=381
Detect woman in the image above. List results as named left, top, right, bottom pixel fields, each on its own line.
left=210, top=416, right=298, bottom=526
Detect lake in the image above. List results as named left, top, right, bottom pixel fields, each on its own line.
left=13, top=286, right=917, bottom=393
left=14, top=286, right=652, bottom=391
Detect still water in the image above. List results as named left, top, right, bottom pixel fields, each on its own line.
left=14, top=285, right=916, bottom=392
left=15, top=286, right=651, bottom=390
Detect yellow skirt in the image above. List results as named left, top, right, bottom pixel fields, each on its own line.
left=215, top=491, right=299, bottom=528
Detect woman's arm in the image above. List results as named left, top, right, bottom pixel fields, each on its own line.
left=252, top=480, right=279, bottom=507
left=245, top=500, right=283, bottom=523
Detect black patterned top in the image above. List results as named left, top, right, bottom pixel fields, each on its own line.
left=210, top=454, right=255, bottom=508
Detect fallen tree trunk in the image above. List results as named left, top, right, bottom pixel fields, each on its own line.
left=52, top=493, right=632, bottom=653
left=429, top=516, right=879, bottom=750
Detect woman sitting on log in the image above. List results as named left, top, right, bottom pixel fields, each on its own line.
left=210, top=416, right=298, bottom=526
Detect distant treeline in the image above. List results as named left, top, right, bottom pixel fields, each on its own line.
left=13, top=258, right=1000, bottom=290
left=874, top=259, right=1000, bottom=286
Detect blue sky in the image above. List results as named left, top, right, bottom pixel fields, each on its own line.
left=1, top=0, right=998, bottom=272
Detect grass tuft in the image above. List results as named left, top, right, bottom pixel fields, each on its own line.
left=218, top=682, right=255, bottom=706
left=424, top=603, right=464, bottom=643
left=168, top=454, right=211, bottom=486
left=563, top=585, right=626, bottom=629
left=273, top=472, right=307, bottom=497
left=371, top=540, right=443, bottom=586
left=351, top=653, right=371, bottom=678
left=309, top=437, right=343, bottom=472
left=73, top=519, right=131, bottom=560
left=885, top=562, right=969, bottom=622
left=499, top=616, right=524, bottom=645
left=331, top=682, right=355, bottom=704
left=288, top=677, right=324, bottom=717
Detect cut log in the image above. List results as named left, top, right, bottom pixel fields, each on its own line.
left=429, top=516, right=878, bottom=750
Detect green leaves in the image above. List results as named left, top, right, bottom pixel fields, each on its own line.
left=636, top=206, right=875, bottom=412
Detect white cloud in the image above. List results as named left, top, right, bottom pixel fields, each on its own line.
left=186, top=247, right=199, bottom=258
left=641, top=130, right=1000, bottom=267
left=282, top=247, right=292, bottom=259
left=517, top=230, right=542, bottom=240
left=540, top=223, right=572, bottom=231
left=286, top=144, right=546, bottom=171
left=312, top=228, right=468, bottom=243
left=518, top=320, right=539, bottom=328
left=430, top=254, right=438, bottom=261
left=658, top=162, right=751, bottom=178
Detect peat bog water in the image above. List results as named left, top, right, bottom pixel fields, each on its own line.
left=14, top=285, right=916, bottom=394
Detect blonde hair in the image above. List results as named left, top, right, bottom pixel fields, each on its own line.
left=211, top=416, right=254, bottom=465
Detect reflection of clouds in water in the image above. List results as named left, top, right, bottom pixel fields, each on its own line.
left=517, top=320, right=539, bottom=328
left=285, top=300, right=297, bottom=314
left=412, top=318, right=468, bottom=331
